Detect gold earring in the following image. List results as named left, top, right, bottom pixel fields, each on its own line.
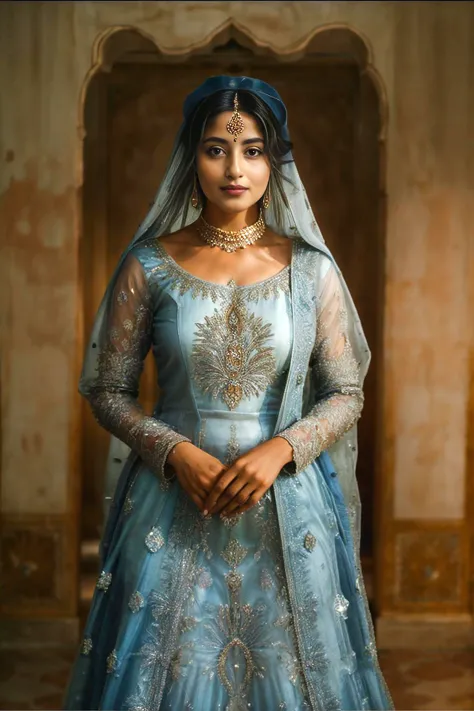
left=191, top=175, right=200, bottom=209
left=262, top=187, right=271, bottom=210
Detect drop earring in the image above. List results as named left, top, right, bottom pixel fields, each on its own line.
left=191, top=175, right=200, bottom=209
left=262, top=187, right=271, bottom=210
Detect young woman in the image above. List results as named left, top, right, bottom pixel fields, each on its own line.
left=65, top=75, right=394, bottom=711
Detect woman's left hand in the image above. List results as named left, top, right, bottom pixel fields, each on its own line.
left=203, top=437, right=294, bottom=518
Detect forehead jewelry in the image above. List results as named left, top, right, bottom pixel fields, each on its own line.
left=226, top=92, right=245, bottom=142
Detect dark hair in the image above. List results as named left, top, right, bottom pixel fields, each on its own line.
left=156, top=89, right=294, bottom=234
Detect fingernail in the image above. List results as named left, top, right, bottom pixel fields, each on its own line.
left=203, top=509, right=208, bottom=516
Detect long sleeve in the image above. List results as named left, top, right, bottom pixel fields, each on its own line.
left=277, top=257, right=364, bottom=474
left=86, top=253, right=190, bottom=485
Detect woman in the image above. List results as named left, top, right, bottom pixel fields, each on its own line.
left=65, top=76, right=394, bottom=710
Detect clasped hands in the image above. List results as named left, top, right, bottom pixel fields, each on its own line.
left=167, top=437, right=294, bottom=518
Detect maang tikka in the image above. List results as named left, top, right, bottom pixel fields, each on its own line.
left=226, top=92, right=245, bottom=142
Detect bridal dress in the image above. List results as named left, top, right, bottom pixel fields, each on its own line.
left=64, top=236, right=394, bottom=711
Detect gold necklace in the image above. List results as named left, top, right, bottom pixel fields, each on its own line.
left=196, top=210, right=266, bottom=253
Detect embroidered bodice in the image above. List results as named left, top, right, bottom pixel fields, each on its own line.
left=87, top=237, right=363, bottom=483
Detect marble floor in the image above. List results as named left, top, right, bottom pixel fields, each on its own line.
left=0, top=644, right=473, bottom=710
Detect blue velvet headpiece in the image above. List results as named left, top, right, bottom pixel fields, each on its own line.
left=183, top=75, right=289, bottom=139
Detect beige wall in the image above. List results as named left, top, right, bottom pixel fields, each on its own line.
left=1, top=1, right=473, bottom=639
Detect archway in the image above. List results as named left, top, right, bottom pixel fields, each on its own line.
left=78, top=22, right=387, bottom=619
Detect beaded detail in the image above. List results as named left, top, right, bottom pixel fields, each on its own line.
left=145, top=526, right=165, bottom=553
left=81, top=637, right=93, bottom=655
left=278, top=257, right=363, bottom=474
left=191, top=289, right=277, bottom=410
left=151, top=240, right=291, bottom=304
left=195, top=567, right=213, bottom=589
left=106, top=649, right=118, bottom=674
left=96, top=571, right=112, bottom=592
left=123, top=495, right=134, bottom=515
left=334, top=594, right=349, bottom=619
left=128, top=591, right=145, bottom=613
left=304, top=531, right=317, bottom=552
left=88, top=255, right=191, bottom=489
left=221, top=538, right=248, bottom=568
left=197, top=208, right=266, bottom=252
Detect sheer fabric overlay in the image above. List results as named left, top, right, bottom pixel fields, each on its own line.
left=80, top=133, right=370, bottom=552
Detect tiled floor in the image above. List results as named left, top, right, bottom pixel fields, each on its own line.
left=0, top=645, right=473, bottom=710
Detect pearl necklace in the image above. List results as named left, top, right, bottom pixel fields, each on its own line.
left=196, top=211, right=266, bottom=253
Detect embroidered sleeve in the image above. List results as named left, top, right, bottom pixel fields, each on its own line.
left=277, top=258, right=363, bottom=474
left=86, top=253, right=190, bottom=484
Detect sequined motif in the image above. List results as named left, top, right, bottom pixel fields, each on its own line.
left=191, top=289, right=277, bottom=410
left=334, top=594, right=350, bottom=619
left=151, top=240, right=290, bottom=304
left=195, top=566, right=213, bottom=589
left=226, top=423, right=240, bottom=464
left=221, top=538, right=248, bottom=568
left=106, top=649, right=118, bottom=673
left=96, top=570, right=112, bottom=592
left=70, top=242, right=395, bottom=711
left=123, top=495, right=134, bottom=515
left=88, top=256, right=191, bottom=488
left=277, top=258, right=364, bottom=473
left=304, top=531, right=317, bottom=552
left=128, top=591, right=145, bottom=613
left=145, top=526, right=165, bottom=553
left=365, top=641, right=377, bottom=659
left=81, top=637, right=93, bottom=655
left=260, top=568, right=273, bottom=590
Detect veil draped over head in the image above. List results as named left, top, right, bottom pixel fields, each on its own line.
left=80, top=75, right=371, bottom=549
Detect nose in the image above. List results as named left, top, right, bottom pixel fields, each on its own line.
left=225, top=150, right=244, bottom=180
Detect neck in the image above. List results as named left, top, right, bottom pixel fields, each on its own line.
left=201, top=204, right=260, bottom=231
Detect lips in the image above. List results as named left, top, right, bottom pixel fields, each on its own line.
left=221, top=185, right=248, bottom=194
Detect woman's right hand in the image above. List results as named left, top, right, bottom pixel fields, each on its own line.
left=166, top=442, right=227, bottom=513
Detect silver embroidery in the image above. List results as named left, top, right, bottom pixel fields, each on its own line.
left=277, top=258, right=363, bottom=473
left=128, top=591, right=145, bottom=613
left=123, top=495, right=134, bottom=515
left=365, top=640, right=377, bottom=659
left=152, top=239, right=290, bottom=304
left=195, top=566, right=213, bottom=589
left=201, top=602, right=270, bottom=702
left=145, top=526, right=165, bottom=553
left=96, top=571, right=112, bottom=592
left=226, top=423, right=240, bottom=464
left=197, top=418, right=207, bottom=449
left=260, top=568, right=273, bottom=590
left=180, top=616, right=198, bottom=634
left=191, top=289, right=277, bottom=410
left=225, top=569, right=243, bottom=594
left=106, top=649, right=118, bottom=673
left=304, top=531, right=317, bottom=552
left=221, top=538, right=248, bottom=568
left=81, top=637, right=93, bottom=655
left=88, top=259, right=191, bottom=487
left=334, top=594, right=349, bottom=619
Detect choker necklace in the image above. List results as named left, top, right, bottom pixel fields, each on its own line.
left=196, top=210, right=266, bottom=252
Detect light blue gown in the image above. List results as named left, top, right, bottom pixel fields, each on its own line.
left=64, top=237, right=393, bottom=710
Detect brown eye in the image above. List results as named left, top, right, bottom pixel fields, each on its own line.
left=246, top=148, right=263, bottom=158
left=207, top=146, right=225, bottom=157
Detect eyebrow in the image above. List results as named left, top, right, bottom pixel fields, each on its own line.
left=201, top=136, right=265, bottom=146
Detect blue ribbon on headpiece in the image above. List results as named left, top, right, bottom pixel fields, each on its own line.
left=183, top=75, right=289, bottom=139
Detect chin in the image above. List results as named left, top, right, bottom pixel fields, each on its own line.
left=211, top=196, right=258, bottom=214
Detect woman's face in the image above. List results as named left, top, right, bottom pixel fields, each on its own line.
left=195, top=111, right=271, bottom=215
